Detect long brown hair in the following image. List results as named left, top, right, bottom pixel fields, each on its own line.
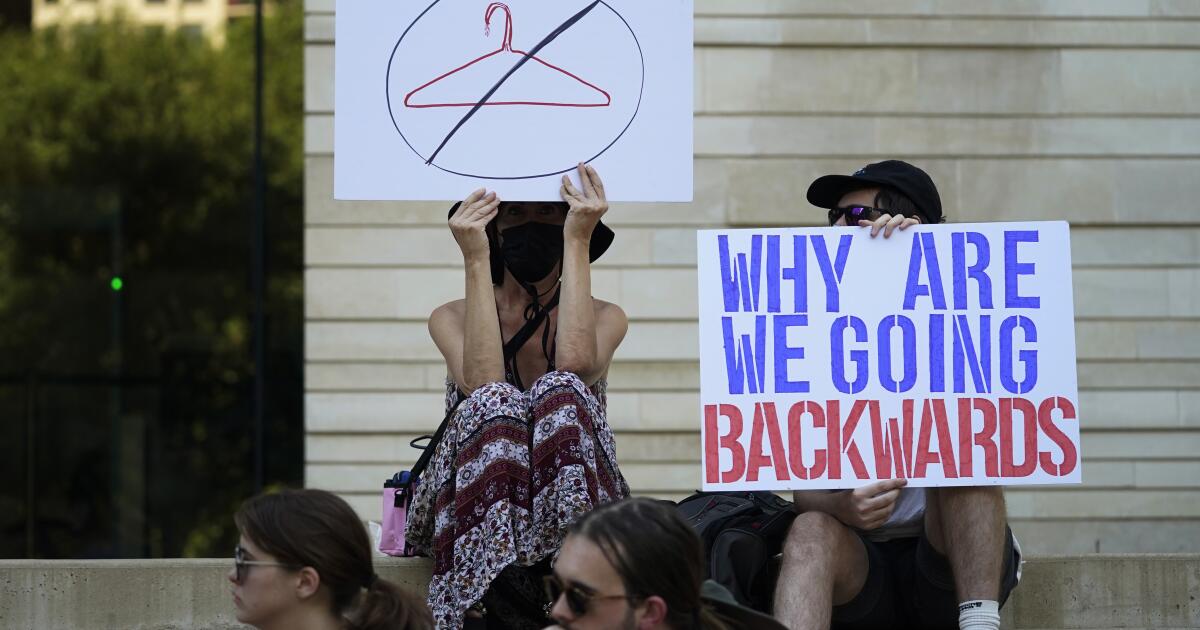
left=567, top=498, right=729, bottom=630
left=234, top=488, right=432, bottom=630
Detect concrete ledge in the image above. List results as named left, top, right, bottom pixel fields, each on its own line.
left=2, top=555, right=1197, bottom=629
left=1011, top=555, right=1200, bottom=629
left=0, top=557, right=433, bottom=630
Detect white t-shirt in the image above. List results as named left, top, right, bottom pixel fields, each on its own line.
left=863, top=487, right=926, bottom=541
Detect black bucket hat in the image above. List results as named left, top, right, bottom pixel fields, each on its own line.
left=806, top=160, right=943, bottom=224
left=447, top=200, right=614, bottom=263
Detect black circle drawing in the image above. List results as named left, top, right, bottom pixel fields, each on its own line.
left=385, top=0, right=644, bottom=180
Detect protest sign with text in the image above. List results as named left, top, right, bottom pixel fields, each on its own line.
left=697, top=222, right=1081, bottom=490
left=335, top=0, right=693, bottom=202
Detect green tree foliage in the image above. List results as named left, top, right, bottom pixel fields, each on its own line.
left=0, top=4, right=303, bottom=558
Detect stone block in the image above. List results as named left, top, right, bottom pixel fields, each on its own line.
left=606, top=361, right=700, bottom=391
left=692, top=1, right=1169, bottom=18
left=1072, top=227, right=1200, bottom=267
left=305, top=113, right=333, bottom=154
left=1078, top=360, right=1200, bottom=390
left=306, top=362, right=433, bottom=392
left=305, top=268, right=461, bottom=319
left=618, top=268, right=698, bottom=319
left=1076, top=321, right=1200, bottom=360
left=1010, top=520, right=1200, bottom=555
left=305, top=0, right=333, bottom=13
left=1005, top=489, right=1200, bottom=519
left=1078, top=390, right=1186, bottom=429
left=1133, top=461, right=1200, bottom=488
left=305, top=226, right=461, bottom=266
left=1082, top=429, right=1199, bottom=465
left=305, top=157, right=727, bottom=227
left=305, top=45, right=334, bottom=113
left=615, top=322, right=699, bottom=360
left=1061, top=50, right=1200, bottom=115
left=697, top=115, right=1197, bottom=159
left=306, top=322, right=438, bottom=361
left=1011, top=555, right=1200, bottom=628
left=306, top=392, right=444, bottom=432
left=1073, top=269, right=1170, bottom=317
left=305, top=14, right=333, bottom=43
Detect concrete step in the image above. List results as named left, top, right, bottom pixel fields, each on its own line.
left=1, top=555, right=1197, bottom=629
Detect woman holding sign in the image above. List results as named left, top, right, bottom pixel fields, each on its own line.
left=407, top=163, right=630, bottom=629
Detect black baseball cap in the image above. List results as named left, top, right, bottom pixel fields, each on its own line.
left=806, top=160, right=943, bottom=224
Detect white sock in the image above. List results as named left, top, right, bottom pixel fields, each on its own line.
left=958, top=599, right=1001, bottom=630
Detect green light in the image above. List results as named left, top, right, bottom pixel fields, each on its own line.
left=110, top=277, right=123, bottom=292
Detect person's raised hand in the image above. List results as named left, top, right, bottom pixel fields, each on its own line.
left=560, top=162, right=608, bottom=245
left=834, top=478, right=908, bottom=530
left=859, top=213, right=921, bottom=238
left=449, top=188, right=500, bottom=262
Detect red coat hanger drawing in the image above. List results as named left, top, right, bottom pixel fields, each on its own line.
left=404, top=2, right=611, bottom=108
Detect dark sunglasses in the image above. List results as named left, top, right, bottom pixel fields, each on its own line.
left=543, top=574, right=640, bottom=618
left=233, top=545, right=300, bottom=584
left=827, top=205, right=886, bottom=226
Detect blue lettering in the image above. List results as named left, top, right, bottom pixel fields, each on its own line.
left=929, top=314, right=945, bottom=393
left=721, top=316, right=768, bottom=394
left=811, top=234, right=853, bottom=312
left=952, top=314, right=992, bottom=394
left=1004, top=230, right=1040, bottom=308
left=903, top=232, right=947, bottom=310
left=1000, top=315, right=1038, bottom=394
left=773, top=315, right=810, bottom=393
left=831, top=316, right=868, bottom=394
left=878, top=315, right=917, bottom=393
left=717, top=235, right=764, bottom=313
left=952, top=231, right=993, bottom=310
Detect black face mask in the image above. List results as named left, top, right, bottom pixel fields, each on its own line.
left=499, top=222, right=564, bottom=284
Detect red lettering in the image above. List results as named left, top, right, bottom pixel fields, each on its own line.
left=826, top=401, right=842, bottom=479
left=747, top=403, right=790, bottom=482
left=915, top=399, right=958, bottom=479
left=1038, top=396, right=1078, bottom=476
left=870, top=406, right=894, bottom=479
left=1000, top=398, right=1038, bottom=477
left=704, top=404, right=746, bottom=484
left=886, top=406, right=915, bottom=479
left=958, top=398, right=999, bottom=477
left=787, top=401, right=827, bottom=479
left=838, top=400, right=871, bottom=479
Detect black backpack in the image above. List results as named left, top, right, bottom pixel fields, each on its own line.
left=676, top=491, right=797, bottom=613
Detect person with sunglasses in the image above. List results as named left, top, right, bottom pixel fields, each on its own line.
left=229, top=488, right=433, bottom=630
left=545, top=497, right=787, bottom=630
left=771, top=161, right=1020, bottom=630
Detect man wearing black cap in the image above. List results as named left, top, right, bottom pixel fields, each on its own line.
left=772, top=161, right=1019, bottom=630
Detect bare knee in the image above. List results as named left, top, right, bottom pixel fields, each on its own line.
left=782, top=511, right=850, bottom=560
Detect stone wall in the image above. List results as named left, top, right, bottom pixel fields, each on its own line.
left=303, top=0, right=1200, bottom=554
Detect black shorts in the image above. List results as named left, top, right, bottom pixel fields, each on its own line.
left=830, top=527, right=1019, bottom=630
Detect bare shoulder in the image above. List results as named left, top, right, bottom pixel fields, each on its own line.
left=591, top=298, right=626, bottom=319
left=429, top=299, right=466, bottom=330
left=592, top=298, right=628, bottom=332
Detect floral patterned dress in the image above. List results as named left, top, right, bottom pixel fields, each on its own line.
left=405, top=371, right=630, bottom=629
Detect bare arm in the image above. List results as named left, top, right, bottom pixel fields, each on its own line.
left=430, top=190, right=504, bottom=394
left=556, top=164, right=626, bottom=384
left=793, top=478, right=907, bottom=530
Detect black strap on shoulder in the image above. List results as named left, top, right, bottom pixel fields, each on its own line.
left=503, top=286, right=560, bottom=391
left=407, top=287, right=561, bottom=487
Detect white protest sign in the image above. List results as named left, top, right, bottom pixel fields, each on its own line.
left=697, top=222, right=1082, bottom=490
left=335, top=0, right=693, bottom=202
